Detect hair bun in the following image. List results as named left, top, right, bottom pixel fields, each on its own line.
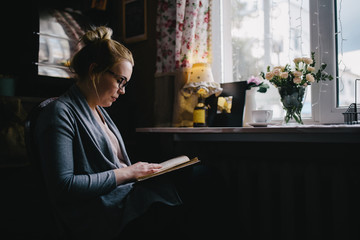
left=81, top=26, right=113, bottom=45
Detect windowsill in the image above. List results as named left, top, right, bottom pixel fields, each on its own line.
left=136, top=125, right=360, bottom=143
left=136, top=124, right=360, bottom=132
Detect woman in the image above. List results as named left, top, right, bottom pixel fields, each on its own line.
left=35, top=26, right=182, bottom=239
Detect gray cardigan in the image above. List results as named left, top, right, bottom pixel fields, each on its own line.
left=35, top=85, right=181, bottom=239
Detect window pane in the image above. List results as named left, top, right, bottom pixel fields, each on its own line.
left=336, top=0, right=360, bottom=107
left=230, top=0, right=310, bottom=119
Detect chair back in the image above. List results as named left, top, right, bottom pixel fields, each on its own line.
left=25, top=97, right=58, bottom=186
left=24, top=97, right=66, bottom=239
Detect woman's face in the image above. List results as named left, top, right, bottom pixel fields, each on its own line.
left=95, top=60, right=133, bottom=107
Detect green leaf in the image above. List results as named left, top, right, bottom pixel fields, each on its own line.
left=257, top=87, right=267, bottom=93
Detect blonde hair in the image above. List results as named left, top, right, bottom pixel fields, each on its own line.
left=70, top=26, right=134, bottom=88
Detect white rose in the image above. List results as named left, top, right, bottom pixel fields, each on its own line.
left=265, top=72, right=274, bottom=80
left=307, top=66, right=315, bottom=72
left=306, top=73, right=315, bottom=82
left=274, top=66, right=285, bottom=71
left=293, top=58, right=302, bottom=64
left=280, top=72, right=288, bottom=79
left=293, top=71, right=302, bottom=77
left=303, top=57, right=313, bottom=65
left=273, top=68, right=281, bottom=76
left=293, top=77, right=301, bottom=84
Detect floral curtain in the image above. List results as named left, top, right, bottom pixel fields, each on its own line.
left=156, top=0, right=212, bottom=74
left=156, top=0, right=213, bottom=126
left=156, top=0, right=177, bottom=74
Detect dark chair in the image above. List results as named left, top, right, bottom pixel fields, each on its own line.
left=25, top=97, right=58, bottom=187
left=24, top=97, right=65, bottom=239
left=25, top=98, right=57, bottom=160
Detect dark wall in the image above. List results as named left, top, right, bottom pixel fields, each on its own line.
left=0, top=0, right=158, bottom=144
left=124, top=1, right=158, bottom=128
left=0, top=1, right=37, bottom=96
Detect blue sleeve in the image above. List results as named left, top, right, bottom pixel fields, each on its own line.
left=35, top=102, right=117, bottom=201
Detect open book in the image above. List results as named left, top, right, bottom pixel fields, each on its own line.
left=136, top=156, right=200, bottom=181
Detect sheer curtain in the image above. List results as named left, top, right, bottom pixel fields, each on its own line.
left=156, top=0, right=212, bottom=126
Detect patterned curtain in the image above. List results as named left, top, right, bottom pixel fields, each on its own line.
left=156, top=0, right=212, bottom=74
left=156, top=0, right=177, bottom=74
left=156, top=0, right=213, bottom=126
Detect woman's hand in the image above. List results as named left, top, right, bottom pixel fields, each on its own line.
left=113, top=162, right=162, bottom=185
left=126, top=162, right=162, bottom=179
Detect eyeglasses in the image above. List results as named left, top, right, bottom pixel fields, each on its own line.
left=106, top=70, right=129, bottom=89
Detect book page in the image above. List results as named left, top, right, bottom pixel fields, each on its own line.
left=160, top=155, right=190, bottom=171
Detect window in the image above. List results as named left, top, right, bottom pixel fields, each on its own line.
left=336, top=0, right=360, bottom=107
left=38, top=9, right=73, bottom=78
left=37, top=9, right=87, bottom=79
left=212, top=0, right=358, bottom=124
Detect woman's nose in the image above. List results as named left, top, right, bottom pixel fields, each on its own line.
left=118, top=87, right=125, bottom=95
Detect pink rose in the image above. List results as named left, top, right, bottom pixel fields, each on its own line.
left=247, top=76, right=261, bottom=85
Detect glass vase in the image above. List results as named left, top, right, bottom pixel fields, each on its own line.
left=278, top=86, right=306, bottom=125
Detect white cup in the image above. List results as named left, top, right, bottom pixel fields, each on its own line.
left=252, top=110, right=273, bottom=123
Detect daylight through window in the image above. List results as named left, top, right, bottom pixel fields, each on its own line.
left=227, top=0, right=310, bottom=120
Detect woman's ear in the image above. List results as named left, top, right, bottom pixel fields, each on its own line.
left=87, top=63, right=100, bottom=91
left=88, top=63, right=98, bottom=76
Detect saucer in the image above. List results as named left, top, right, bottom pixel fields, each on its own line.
left=248, top=122, right=276, bottom=127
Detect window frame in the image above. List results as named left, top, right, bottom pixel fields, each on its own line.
left=212, top=0, right=346, bottom=124
left=310, top=0, right=345, bottom=124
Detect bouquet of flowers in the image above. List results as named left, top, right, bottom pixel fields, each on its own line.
left=260, top=52, right=333, bottom=88
left=260, top=52, right=333, bottom=124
